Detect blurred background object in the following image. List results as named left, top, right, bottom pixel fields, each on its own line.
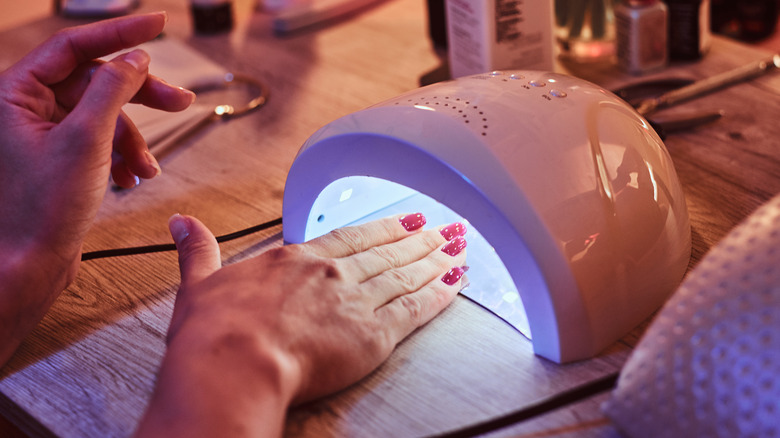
left=615, top=0, right=668, bottom=74
left=190, top=0, right=234, bottom=34
left=57, top=0, right=139, bottom=17
left=711, top=0, right=779, bottom=42
left=0, top=0, right=50, bottom=31
left=665, top=0, right=711, bottom=60
left=426, top=0, right=447, bottom=51
left=555, top=0, right=616, bottom=63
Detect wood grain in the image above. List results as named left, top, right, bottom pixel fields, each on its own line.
left=1, top=1, right=779, bottom=437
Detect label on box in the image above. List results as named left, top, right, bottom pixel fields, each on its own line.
left=446, top=0, right=554, bottom=78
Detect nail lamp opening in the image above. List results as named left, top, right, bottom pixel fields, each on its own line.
left=282, top=71, right=691, bottom=363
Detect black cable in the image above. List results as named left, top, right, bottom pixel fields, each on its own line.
left=427, top=371, right=619, bottom=438
left=81, top=217, right=283, bottom=261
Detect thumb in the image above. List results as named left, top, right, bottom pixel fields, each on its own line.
left=66, top=49, right=151, bottom=141
left=168, top=214, right=222, bottom=286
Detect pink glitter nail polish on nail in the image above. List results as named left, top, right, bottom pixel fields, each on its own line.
left=440, top=222, right=467, bottom=241
left=441, top=266, right=466, bottom=285
left=441, top=236, right=467, bottom=256
left=399, top=213, right=426, bottom=231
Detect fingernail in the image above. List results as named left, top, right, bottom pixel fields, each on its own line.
left=399, top=213, right=426, bottom=232
left=441, top=236, right=467, bottom=256
left=181, top=87, right=197, bottom=104
left=459, top=275, right=470, bottom=292
left=145, top=150, right=162, bottom=176
left=123, top=49, right=150, bottom=72
left=439, top=222, right=467, bottom=241
left=442, top=266, right=467, bottom=286
left=168, top=214, right=190, bottom=244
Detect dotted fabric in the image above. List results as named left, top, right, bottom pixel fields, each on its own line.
left=604, top=194, right=780, bottom=437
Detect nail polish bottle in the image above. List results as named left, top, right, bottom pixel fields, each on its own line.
left=662, top=0, right=711, bottom=60
left=615, top=0, right=668, bottom=74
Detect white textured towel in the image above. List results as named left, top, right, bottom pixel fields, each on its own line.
left=604, top=194, right=780, bottom=437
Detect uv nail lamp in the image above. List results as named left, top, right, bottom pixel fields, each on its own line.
left=282, top=71, right=691, bottom=363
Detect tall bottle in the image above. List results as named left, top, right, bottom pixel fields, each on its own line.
left=663, top=0, right=711, bottom=60
left=445, top=0, right=555, bottom=78
left=615, top=0, right=668, bottom=74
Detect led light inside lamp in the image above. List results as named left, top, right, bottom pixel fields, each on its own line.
left=283, top=71, right=691, bottom=363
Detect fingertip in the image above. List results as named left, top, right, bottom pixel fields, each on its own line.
left=439, top=222, right=467, bottom=241
left=69, top=51, right=150, bottom=132
left=144, top=150, right=163, bottom=177
left=169, top=214, right=221, bottom=285
left=182, top=87, right=197, bottom=105
left=110, top=159, right=141, bottom=189
left=168, top=214, right=191, bottom=246
left=399, top=213, right=426, bottom=232
left=157, top=10, right=169, bottom=24
left=132, top=75, right=197, bottom=112
left=441, top=236, right=467, bottom=257
left=122, top=49, right=151, bottom=72
left=441, top=265, right=468, bottom=286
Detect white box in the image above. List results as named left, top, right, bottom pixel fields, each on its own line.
left=446, top=0, right=555, bottom=78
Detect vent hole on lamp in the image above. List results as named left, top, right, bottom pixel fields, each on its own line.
left=400, top=96, right=489, bottom=137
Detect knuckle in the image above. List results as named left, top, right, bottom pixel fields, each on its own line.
left=423, top=230, right=447, bottom=249
left=264, top=244, right=305, bottom=261
left=49, top=28, right=77, bottom=53
left=94, top=61, right=134, bottom=88
left=315, top=257, right=343, bottom=280
left=365, top=329, right=393, bottom=359
left=178, top=238, right=215, bottom=265
left=366, top=245, right=404, bottom=269
left=385, top=268, right=417, bottom=292
left=263, top=245, right=344, bottom=280
left=397, top=294, right=425, bottom=326
left=329, top=226, right=369, bottom=253
left=430, top=283, right=456, bottom=308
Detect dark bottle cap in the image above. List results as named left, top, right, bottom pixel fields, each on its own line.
left=191, top=1, right=234, bottom=34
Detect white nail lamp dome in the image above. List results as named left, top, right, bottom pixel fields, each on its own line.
left=282, top=71, right=691, bottom=363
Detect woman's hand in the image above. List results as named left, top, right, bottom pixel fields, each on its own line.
left=0, top=13, right=194, bottom=366
left=136, top=213, right=468, bottom=437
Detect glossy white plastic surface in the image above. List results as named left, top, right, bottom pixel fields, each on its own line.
left=282, top=71, right=691, bottom=363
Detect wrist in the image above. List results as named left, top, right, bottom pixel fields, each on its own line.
left=0, top=241, right=76, bottom=366
left=136, top=326, right=299, bottom=437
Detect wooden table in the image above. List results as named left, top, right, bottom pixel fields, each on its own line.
left=1, top=1, right=779, bottom=436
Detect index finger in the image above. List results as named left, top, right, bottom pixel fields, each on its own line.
left=18, top=12, right=168, bottom=85
left=303, top=213, right=427, bottom=258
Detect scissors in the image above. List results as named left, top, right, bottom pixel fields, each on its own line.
left=611, top=54, right=780, bottom=138
left=612, top=77, right=723, bottom=139
left=148, top=72, right=270, bottom=158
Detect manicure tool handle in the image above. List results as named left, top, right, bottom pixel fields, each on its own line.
left=636, top=54, right=780, bottom=116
